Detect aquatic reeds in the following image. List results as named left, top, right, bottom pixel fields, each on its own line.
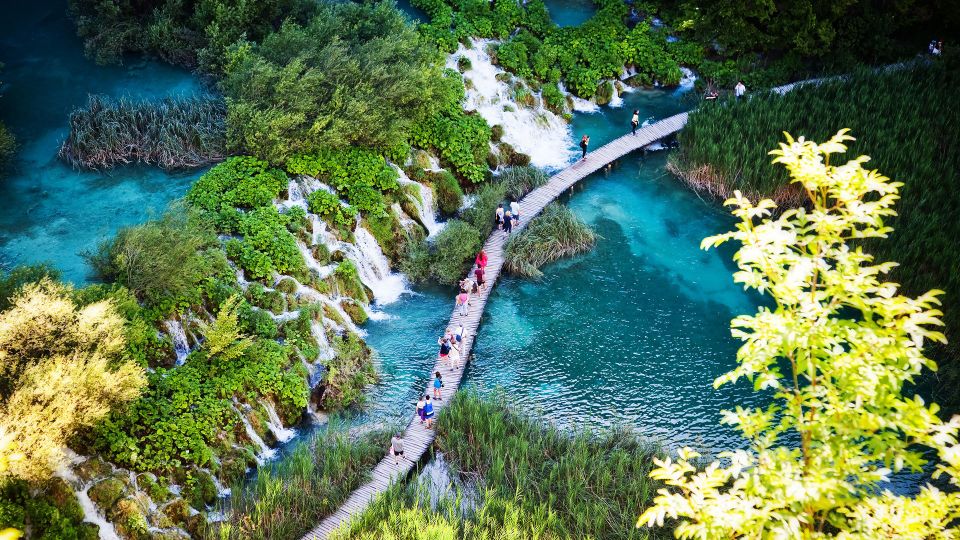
left=336, top=390, right=667, bottom=539
left=504, top=202, right=597, bottom=278
left=499, top=165, right=548, bottom=199
left=672, top=61, right=960, bottom=407
left=207, top=427, right=391, bottom=540
left=59, top=94, right=226, bottom=170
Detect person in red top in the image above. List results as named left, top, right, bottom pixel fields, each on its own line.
left=474, top=265, right=485, bottom=290
left=475, top=250, right=487, bottom=269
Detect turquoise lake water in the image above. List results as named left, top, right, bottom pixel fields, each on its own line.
left=0, top=0, right=203, bottom=283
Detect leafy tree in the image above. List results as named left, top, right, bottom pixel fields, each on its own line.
left=639, top=131, right=960, bottom=537
left=0, top=280, right=145, bottom=482
left=85, top=204, right=219, bottom=306
left=196, top=295, right=252, bottom=362
left=221, top=1, right=448, bottom=163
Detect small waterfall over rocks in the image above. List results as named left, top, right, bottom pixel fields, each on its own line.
left=163, top=319, right=190, bottom=366
left=341, top=227, right=407, bottom=305
left=262, top=400, right=297, bottom=444
left=234, top=404, right=276, bottom=464
left=396, top=167, right=445, bottom=237
left=56, top=452, right=122, bottom=540
left=448, top=40, right=575, bottom=169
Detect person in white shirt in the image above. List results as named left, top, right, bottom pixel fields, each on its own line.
left=510, top=200, right=520, bottom=226
left=631, top=110, right=639, bottom=135
left=734, top=81, right=746, bottom=99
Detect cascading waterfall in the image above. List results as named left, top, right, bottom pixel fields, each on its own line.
left=340, top=227, right=407, bottom=305
left=448, top=40, right=575, bottom=170
left=262, top=400, right=297, bottom=444
left=56, top=454, right=122, bottom=540
left=396, top=168, right=445, bottom=237
left=164, top=320, right=190, bottom=366
left=235, top=407, right=276, bottom=464
left=675, top=67, right=697, bottom=94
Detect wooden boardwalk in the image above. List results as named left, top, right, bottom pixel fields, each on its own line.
left=301, top=112, right=689, bottom=540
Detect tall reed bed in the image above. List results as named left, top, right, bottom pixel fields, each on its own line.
left=206, top=427, right=391, bottom=540
left=505, top=203, right=597, bottom=278
left=673, top=61, right=960, bottom=408
left=59, top=94, right=226, bottom=170
left=336, top=391, right=667, bottom=539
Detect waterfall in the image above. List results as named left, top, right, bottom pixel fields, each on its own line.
left=164, top=320, right=190, bottom=366
left=262, top=401, right=297, bottom=444
left=310, top=320, right=335, bottom=363
left=236, top=408, right=276, bottom=464
left=56, top=455, right=121, bottom=540
left=210, top=475, right=232, bottom=498
left=297, top=239, right=336, bottom=279
left=675, top=67, right=697, bottom=95
left=340, top=227, right=407, bottom=305
left=397, top=168, right=445, bottom=237
left=448, top=40, right=575, bottom=170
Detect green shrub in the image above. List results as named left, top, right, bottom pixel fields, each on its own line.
left=306, top=190, right=357, bottom=234
left=321, top=333, right=376, bottom=409
left=430, top=170, right=464, bottom=216
left=0, top=479, right=97, bottom=540
left=499, top=166, right=548, bottom=199
left=333, top=261, right=369, bottom=304
left=0, top=264, right=62, bottom=311
left=188, top=156, right=287, bottom=217
left=462, top=181, right=508, bottom=239
left=427, top=220, right=482, bottom=284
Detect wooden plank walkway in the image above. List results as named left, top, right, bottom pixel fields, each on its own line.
left=301, top=112, right=689, bottom=540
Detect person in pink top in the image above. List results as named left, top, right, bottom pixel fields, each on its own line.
left=456, top=290, right=470, bottom=316
left=475, top=250, right=487, bottom=269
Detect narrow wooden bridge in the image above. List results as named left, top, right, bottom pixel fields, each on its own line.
left=301, top=111, right=690, bottom=539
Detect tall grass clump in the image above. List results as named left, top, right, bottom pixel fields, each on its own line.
left=505, top=203, right=597, bottom=278
left=672, top=61, right=960, bottom=409
left=59, top=94, right=226, bottom=170
left=339, top=391, right=667, bottom=539
left=207, top=427, right=390, bottom=540
left=499, top=165, right=548, bottom=199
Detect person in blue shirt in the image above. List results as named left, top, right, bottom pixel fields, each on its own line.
left=423, top=395, right=435, bottom=428
left=433, top=371, right=443, bottom=400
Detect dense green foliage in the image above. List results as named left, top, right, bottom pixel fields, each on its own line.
left=68, top=0, right=317, bottom=72
left=85, top=204, right=224, bottom=308
left=221, top=2, right=448, bottom=164
left=287, top=149, right=400, bottom=218
left=672, top=62, right=960, bottom=409
left=320, top=333, right=377, bottom=409
left=338, top=391, right=666, bottom=539
left=93, top=338, right=306, bottom=474
left=209, top=428, right=391, bottom=540
left=505, top=203, right=596, bottom=278
left=59, top=94, right=226, bottom=170
left=0, top=478, right=97, bottom=540
left=414, top=0, right=691, bottom=98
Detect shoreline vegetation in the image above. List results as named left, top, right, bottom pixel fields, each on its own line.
left=504, top=202, right=597, bottom=278
left=669, top=60, right=960, bottom=410
left=333, top=391, right=667, bottom=540
left=59, top=94, right=227, bottom=171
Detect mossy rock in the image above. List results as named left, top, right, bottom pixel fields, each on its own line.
left=46, top=476, right=85, bottom=523
left=499, top=142, right=532, bottom=167
left=495, top=72, right=511, bottom=83
left=74, top=457, right=112, bottom=484
left=626, top=73, right=653, bottom=88
left=184, top=512, right=207, bottom=539
left=218, top=447, right=255, bottom=484
left=110, top=498, right=150, bottom=540
left=412, top=149, right=433, bottom=170
left=502, top=104, right=515, bottom=112
left=614, top=80, right=626, bottom=96
left=428, top=170, right=463, bottom=216
left=340, top=299, right=368, bottom=325
left=185, top=470, right=218, bottom=509
left=333, top=260, right=369, bottom=304
left=148, top=529, right=190, bottom=540
left=88, top=477, right=127, bottom=512
left=457, top=55, right=472, bottom=72
left=265, top=290, right=287, bottom=314
left=330, top=250, right=345, bottom=263
left=323, top=304, right=345, bottom=327
left=275, top=277, right=298, bottom=295
left=312, top=243, right=331, bottom=265
left=161, top=499, right=190, bottom=526
left=595, top=80, right=615, bottom=106
left=491, top=124, right=504, bottom=143
left=486, top=151, right=500, bottom=169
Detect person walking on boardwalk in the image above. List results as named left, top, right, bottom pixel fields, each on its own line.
left=579, top=135, right=590, bottom=159
left=423, top=395, right=435, bottom=428
left=476, top=250, right=488, bottom=269
left=416, top=395, right=426, bottom=424
left=390, top=434, right=404, bottom=465
left=433, top=371, right=444, bottom=400
left=438, top=335, right=451, bottom=367
left=631, top=110, right=639, bottom=135
left=449, top=338, right=461, bottom=370
left=503, top=210, right=513, bottom=234
left=495, top=203, right=505, bottom=230
left=510, top=199, right=520, bottom=226
left=734, top=81, right=746, bottom=99
left=475, top=264, right=486, bottom=290
left=456, top=290, right=470, bottom=316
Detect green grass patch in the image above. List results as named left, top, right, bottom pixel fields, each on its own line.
left=505, top=203, right=596, bottom=278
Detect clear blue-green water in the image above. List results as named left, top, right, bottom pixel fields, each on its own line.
left=0, top=0, right=203, bottom=283
left=543, top=0, right=597, bottom=27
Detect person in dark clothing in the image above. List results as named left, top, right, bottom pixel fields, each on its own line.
left=631, top=110, right=639, bottom=135
left=579, top=135, right=589, bottom=159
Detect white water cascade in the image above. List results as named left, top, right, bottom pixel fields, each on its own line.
left=262, top=400, right=297, bottom=444
left=340, top=227, right=407, bottom=305
left=448, top=40, right=575, bottom=170
left=236, top=407, right=276, bottom=464
left=397, top=168, right=445, bottom=237
left=675, top=67, right=697, bottom=95
left=164, top=320, right=190, bottom=366
left=56, top=454, right=121, bottom=540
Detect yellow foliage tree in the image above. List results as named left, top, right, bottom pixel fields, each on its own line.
left=0, top=279, right=145, bottom=482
